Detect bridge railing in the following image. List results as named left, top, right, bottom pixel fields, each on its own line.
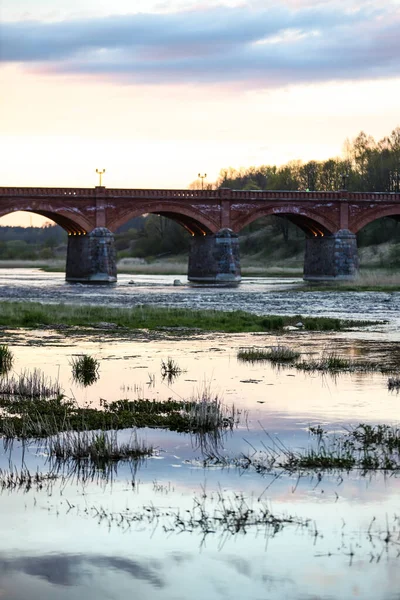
left=1, top=187, right=400, bottom=202
left=0, top=187, right=96, bottom=197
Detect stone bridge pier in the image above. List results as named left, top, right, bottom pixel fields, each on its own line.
left=303, top=229, right=359, bottom=281
left=188, top=228, right=241, bottom=284
left=66, top=227, right=117, bottom=283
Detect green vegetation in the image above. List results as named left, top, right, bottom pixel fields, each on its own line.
left=0, top=345, right=13, bottom=375
left=0, top=301, right=377, bottom=332
left=237, top=345, right=300, bottom=363
left=46, top=429, right=152, bottom=465
left=71, top=354, right=100, bottom=387
left=388, top=377, right=400, bottom=391
left=0, top=368, right=62, bottom=399
left=210, top=423, right=400, bottom=474
left=0, top=468, right=57, bottom=493
left=161, top=357, right=185, bottom=384
left=0, top=224, right=67, bottom=260
left=0, top=378, right=238, bottom=438
left=238, top=347, right=394, bottom=374
left=295, top=351, right=394, bottom=374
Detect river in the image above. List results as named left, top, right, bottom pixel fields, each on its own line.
left=0, top=269, right=399, bottom=600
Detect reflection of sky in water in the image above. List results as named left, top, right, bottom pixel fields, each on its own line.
left=1, top=271, right=400, bottom=598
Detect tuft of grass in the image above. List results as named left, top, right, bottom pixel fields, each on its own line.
left=0, top=345, right=14, bottom=375
left=160, top=357, right=185, bottom=383
left=238, top=345, right=300, bottom=363
left=0, top=301, right=380, bottom=333
left=0, top=368, right=62, bottom=400
left=294, top=351, right=394, bottom=374
left=46, top=429, right=152, bottom=466
left=0, top=466, right=57, bottom=493
left=295, top=351, right=351, bottom=372
left=246, top=423, right=400, bottom=473
left=388, top=377, right=400, bottom=391
left=71, top=354, right=100, bottom=387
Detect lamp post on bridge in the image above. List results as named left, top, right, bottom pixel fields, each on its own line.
left=198, top=173, right=207, bottom=190
left=96, top=168, right=106, bottom=187
left=389, top=169, right=400, bottom=192
left=340, top=172, right=349, bottom=191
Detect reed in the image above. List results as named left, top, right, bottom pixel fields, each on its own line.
left=46, top=429, right=152, bottom=465
left=71, top=354, right=100, bottom=386
left=0, top=345, right=14, bottom=375
left=238, top=345, right=300, bottom=363
left=0, top=368, right=62, bottom=399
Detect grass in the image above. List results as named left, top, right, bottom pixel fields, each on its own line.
left=0, top=345, right=13, bottom=375
left=237, top=345, right=300, bottom=363
left=237, top=347, right=394, bottom=374
left=0, top=368, right=62, bottom=399
left=0, top=301, right=379, bottom=332
left=71, top=354, right=100, bottom=386
left=0, top=467, right=57, bottom=493
left=46, top=429, right=152, bottom=466
left=237, top=423, right=400, bottom=474
left=160, top=357, right=185, bottom=383
left=0, top=381, right=240, bottom=438
left=71, top=490, right=308, bottom=538
left=294, top=351, right=394, bottom=374
left=388, top=377, right=400, bottom=391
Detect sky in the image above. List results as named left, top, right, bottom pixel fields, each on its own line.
left=1, top=0, right=400, bottom=226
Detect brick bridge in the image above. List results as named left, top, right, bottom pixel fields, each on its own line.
left=1, top=186, right=400, bottom=283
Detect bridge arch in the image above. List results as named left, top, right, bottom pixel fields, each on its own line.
left=352, top=207, right=400, bottom=234
left=108, top=203, right=219, bottom=236
left=231, top=206, right=337, bottom=237
left=0, top=207, right=92, bottom=235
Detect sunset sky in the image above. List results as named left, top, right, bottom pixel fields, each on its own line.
left=1, top=0, right=400, bottom=225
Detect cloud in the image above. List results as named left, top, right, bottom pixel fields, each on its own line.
left=1, top=2, right=399, bottom=88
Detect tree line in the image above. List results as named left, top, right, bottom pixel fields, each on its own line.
left=213, top=128, right=400, bottom=193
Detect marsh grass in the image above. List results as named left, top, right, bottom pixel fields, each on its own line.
left=161, top=357, right=185, bottom=384
left=0, top=368, right=62, bottom=400
left=294, top=351, right=394, bottom=374
left=0, top=466, right=57, bottom=493
left=295, top=352, right=352, bottom=372
left=76, top=490, right=308, bottom=539
left=388, top=377, right=400, bottom=391
left=46, top=429, right=152, bottom=466
left=238, top=345, right=300, bottom=363
left=0, top=301, right=378, bottom=332
left=0, top=378, right=239, bottom=438
left=102, top=388, right=239, bottom=435
left=71, top=354, right=100, bottom=387
left=248, top=424, right=400, bottom=473
left=0, top=345, right=13, bottom=375
left=203, top=423, right=400, bottom=474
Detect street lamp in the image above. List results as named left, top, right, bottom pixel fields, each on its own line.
left=96, top=168, right=106, bottom=187
left=390, top=169, right=400, bottom=192
left=340, top=172, right=349, bottom=191
left=198, top=173, right=207, bottom=190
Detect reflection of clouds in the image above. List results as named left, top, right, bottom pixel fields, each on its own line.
left=219, top=555, right=252, bottom=578
left=0, top=553, right=164, bottom=588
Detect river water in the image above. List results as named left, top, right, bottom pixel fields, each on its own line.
left=0, top=269, right=400, bottom=600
